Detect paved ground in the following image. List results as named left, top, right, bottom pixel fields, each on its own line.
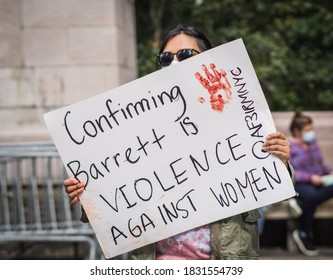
left=259, top=246, right=333, bottom=260
left=1, top=241, right=332, bottom=260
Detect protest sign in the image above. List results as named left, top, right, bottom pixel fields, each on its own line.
left=44, top=38, right=296, bottom=259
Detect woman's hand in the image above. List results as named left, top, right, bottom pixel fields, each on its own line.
left=63, top=177, right=85, bottom=205
left=311, top=174, right=324, bottom=186
left=262, top=132, right=290, bottom=167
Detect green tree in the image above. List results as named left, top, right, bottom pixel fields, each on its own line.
left=135, top=0, right=333, bottom=111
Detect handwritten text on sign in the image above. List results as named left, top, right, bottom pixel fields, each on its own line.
left=44, top=39, right=295, bottom=259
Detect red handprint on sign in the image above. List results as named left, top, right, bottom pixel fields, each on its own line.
left=195, top=63, right=232, bottom=112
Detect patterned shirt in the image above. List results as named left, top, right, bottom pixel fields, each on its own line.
left=156, top=225, right=212, bottom=260
left=289, top=138, right=332, bottom=183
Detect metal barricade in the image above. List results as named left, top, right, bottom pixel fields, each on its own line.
left=0, top=142, right=101, bottom=259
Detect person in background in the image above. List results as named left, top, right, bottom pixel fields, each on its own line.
left=289, top=111, right=333, bottom=256
left=64, top=23, right=294, bottom=260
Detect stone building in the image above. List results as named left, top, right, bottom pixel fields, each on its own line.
left=0, top=0, right=137, bottom=142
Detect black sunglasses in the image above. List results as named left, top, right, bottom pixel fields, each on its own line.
left=156, top=48, right=200, bottom=67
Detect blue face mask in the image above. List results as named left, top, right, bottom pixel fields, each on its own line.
left=302, top=130, right=315, bottom=143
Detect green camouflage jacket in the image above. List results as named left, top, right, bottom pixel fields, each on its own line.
left=129, top=209, right=261, bottom=260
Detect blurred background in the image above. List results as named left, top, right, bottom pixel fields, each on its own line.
left=0, top=0, right=332, bottom=260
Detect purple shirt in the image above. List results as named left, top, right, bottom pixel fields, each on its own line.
left=289, top=138, right=332, bottom=183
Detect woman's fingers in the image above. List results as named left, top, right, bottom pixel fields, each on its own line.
left=263, top=132, right=290, bottom=165
left=63, top=178, right=85, bottom=205
left=69, top=193, right=82, bottom=205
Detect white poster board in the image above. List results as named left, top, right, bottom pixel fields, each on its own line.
left=44, top=38, right=295, bottom=259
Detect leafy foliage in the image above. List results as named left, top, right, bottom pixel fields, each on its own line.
left=135, top=0, right=333, bottom=111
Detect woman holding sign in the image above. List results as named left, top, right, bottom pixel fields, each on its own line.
left=64, top=24, right=294, bottom=260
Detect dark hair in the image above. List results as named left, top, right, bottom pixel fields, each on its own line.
left=158, top=24, right=212, bottom=54
left=156, top=24, right=213, bottom=68
left=289, top=111, right=313, bottom=136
